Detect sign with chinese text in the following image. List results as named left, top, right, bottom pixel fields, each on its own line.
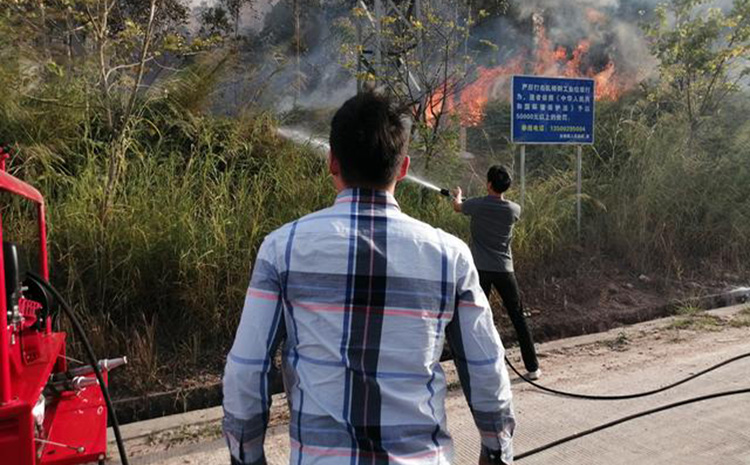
left=511, top=75, right=595, bottom=144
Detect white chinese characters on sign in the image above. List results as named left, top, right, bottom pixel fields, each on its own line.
left=512, top=76, right=595, bottom=144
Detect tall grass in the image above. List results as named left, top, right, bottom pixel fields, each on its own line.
left=589, top=103, right=750, bottom=275
left=45, top=131, right=335, bottom=386
left=0, top=53, right=338, bottom=388
left=1, top=39, right=749, bottom=391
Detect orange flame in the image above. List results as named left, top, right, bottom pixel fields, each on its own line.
left=425, top=85, right=453, bottom=127
left=458, top=57, right=523, bottom=126
left=426, top=12, right=632, bottom=127
left=591, top=61, right=619, bottom=100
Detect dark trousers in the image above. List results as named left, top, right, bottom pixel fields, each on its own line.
left=478, top=271, right=538, bottom=372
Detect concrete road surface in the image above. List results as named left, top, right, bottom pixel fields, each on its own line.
left=110, top=305, right=750, bottom=465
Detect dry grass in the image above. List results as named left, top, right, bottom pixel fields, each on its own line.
left=667, top=305, right=725, bottom=332
left=729, top=306, right=750, bottom=328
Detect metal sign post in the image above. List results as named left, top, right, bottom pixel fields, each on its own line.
left=510, top=75, right=595, bottom=235
left=576, top=145, right=582, bottom=237
left=520, top=145, right=526, bottom=207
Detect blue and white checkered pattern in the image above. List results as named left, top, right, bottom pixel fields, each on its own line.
left=223, top=188, right=515, bottom=465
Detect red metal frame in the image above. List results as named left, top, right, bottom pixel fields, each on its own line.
left=0, top=148, right=108, bottom=464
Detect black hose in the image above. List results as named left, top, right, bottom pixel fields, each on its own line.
left=505, top=351, right=750, bottom=400
left=27, top=271, right=129, bottom=465
left=515, top=387, right=750, bottom=460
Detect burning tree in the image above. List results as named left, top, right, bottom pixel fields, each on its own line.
left=337, top=0, right=507, bottom=176
left=425, top=9, right=639, bottom=128
left=339, top=1, right=644, bottom=177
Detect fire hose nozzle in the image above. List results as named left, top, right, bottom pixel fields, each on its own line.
left=440, top=188, right=450, bottom=197
left=100, top=356, right=128, bottom=372
left=67, top=356, right=128, bottom=377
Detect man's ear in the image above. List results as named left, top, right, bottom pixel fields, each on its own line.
left=329, top=151, right=340, bottom=176
left=396, top=155, right=410, bottom=181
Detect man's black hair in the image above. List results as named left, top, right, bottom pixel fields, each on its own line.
left=330, top=91, right=410, bottom=188
left=487, top=165, right=512, bottom=193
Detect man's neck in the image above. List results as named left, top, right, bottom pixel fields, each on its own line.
left=338, top=183, right=397, bottom=195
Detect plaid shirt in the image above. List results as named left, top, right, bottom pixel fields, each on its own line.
left=223, top=188, right=515, bottom=465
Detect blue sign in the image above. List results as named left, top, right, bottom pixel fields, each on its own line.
left=511, top=75, right=595, bottom=144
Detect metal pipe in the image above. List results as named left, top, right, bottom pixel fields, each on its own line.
left=576, top=145, right=582, bottom=238
left=45, top=375, right=98, bottom=396
left=52, top=357, right=128, bottom=381
left=520, top=145, right=526, bottom=208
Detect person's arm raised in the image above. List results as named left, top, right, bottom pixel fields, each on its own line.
left=446, top=246, right=516, bottom=464
left=452, top=186, right=464, bottom=213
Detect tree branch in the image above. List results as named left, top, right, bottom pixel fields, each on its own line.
left=105, top=56, right=157, bottom=81
left=121, top=0, right=159, bottom=129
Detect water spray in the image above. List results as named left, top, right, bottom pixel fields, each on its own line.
left=277, top=127, right=451, bottom=197
left=407, top=174, right=451, bottom=197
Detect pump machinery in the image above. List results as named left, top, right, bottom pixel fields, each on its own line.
left=0, top=147, right=125, bottom=465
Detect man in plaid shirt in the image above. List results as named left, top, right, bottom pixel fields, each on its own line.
left=223, top=91, right=516, bottom=465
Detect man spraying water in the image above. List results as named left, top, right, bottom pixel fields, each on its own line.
left=452, top=166, right=541, bottom=380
